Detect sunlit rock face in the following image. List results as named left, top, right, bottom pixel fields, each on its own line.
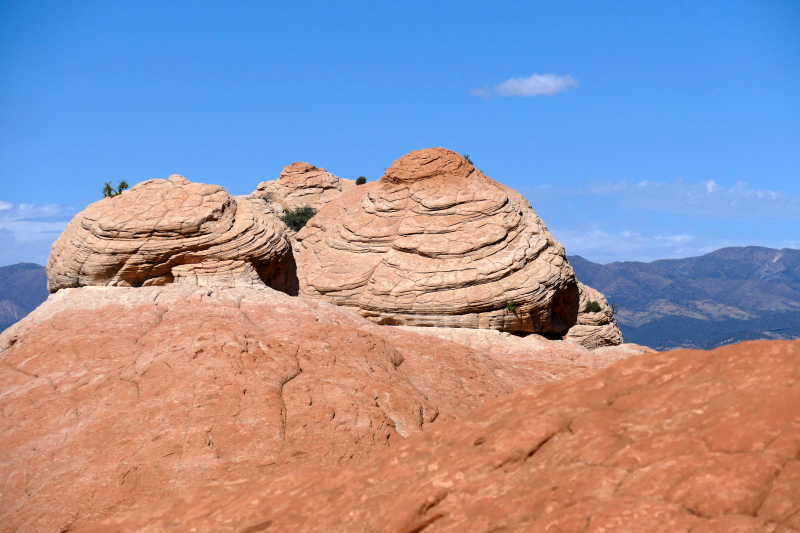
left=47, top=175, right=293, bottom=291
left=251, top=162, right=356, bottom=213
left=565, top=281, right=624, bottom=348
left=294, top=147, right=581, bottom=335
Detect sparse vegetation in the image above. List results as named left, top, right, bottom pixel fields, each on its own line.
left=506, top=300, right=518, bottom=314
left=585, top=300, right=602, bottom=313
left=102, top=181, right=129, bottom=198
left=281, top=205, right=317, bottom=232
left=463, top=154, right=474, bottom=165
left=356, top=176, right=367, bottom=185
left=611, top=303, right=619, bottom=317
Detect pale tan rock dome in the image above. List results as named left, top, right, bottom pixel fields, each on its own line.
left=252, top=162, right=356, bottom=213
left=294, top=147, right=581, bottom=335
left=47, top=175, right=292, bottom=291
left=565, top=281, right=624, bottom=348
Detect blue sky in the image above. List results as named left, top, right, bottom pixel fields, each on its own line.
left=1, top=0, right=798, bottom=265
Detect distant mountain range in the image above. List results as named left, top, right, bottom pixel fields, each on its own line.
left=3, top=247, right=800, bottom=351
left=569, top=246, right=800, bottom=350
left=0, top=263, right=49, bottom=333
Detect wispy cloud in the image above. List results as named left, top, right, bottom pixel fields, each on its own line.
left=0, top=201, right=78, bottom=266
left=470, top=73, right=579, bottom=98
left=520, top=178, right=800, bottom=263
left=526, top=179, right=800, bottom=222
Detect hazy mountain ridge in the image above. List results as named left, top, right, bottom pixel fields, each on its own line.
left=0, top=263, right=48, bottom=332
left=569, top=246, right=800, bottom=350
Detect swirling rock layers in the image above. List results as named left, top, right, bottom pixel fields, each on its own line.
left=565, top=281, right=624, bottom=348
left=252, top=162, right=356, bottom=212
left=295, top=148, right=580, bottom=335
left=47, top=175, right=292, bottom=291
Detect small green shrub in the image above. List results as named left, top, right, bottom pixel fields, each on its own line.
left=463, top=154, right=474, bottom=165
left=102, top=180, right=129, bottom=198
left=356, top=176, right=367, bottom=185
left=281, top=205, right=317, bottom=232
left=506, top=300, right=518, bottom=314
left=584, top=300, right=602, bottom=313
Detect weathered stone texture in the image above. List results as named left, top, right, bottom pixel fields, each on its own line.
left=47, top=175, right=292, bottom=291
left=295, top=148, right=581, bottom=335
left=82, top=340, right=800, bottom=533
left=0, top=282, right=634, bottom=533
left=565, top=281, right=624, bottom=348
left=252, top=162, right=356, bottom=212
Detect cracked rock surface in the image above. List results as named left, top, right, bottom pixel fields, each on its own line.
left=47, top=175, right=293, bottom=292
left=565, top=281, right=625, bottom=348
left=82, top=339, right=800, bottom=533
left=0, top=283, right=628, bottom=533
left=295, top=147, right=589, bottom=336
left=251, top=162, right=356, bottom=212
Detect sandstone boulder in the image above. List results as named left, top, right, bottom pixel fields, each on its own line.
left=0, top=281, right=635, bottom=533
left=252, top=162, right=356, bottom=212
left=47, top=175, right=293, bottom=291
left=565, top=281, right=624, bottom=348
left=294, top=148, right=581, bottom=335
left=82, top=340, right=800, bottom=532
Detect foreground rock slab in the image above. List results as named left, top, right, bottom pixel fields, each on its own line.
left=0, top=284, right=628, bottom=533
left=83, top=340, right=800, bottom=533
left=296, top=148, right=584, bottom=336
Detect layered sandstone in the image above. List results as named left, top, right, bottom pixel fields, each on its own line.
left=565, top=281, right=624, bottom=348
left=295, top=148, right=582, bottom=336
left=83, top=339, right=800, bottom=533
left=47, top=175, right=293, bottom=291
left=252, top=162, right=356, bottom=212
left=0, top=282, right=635, bottom=533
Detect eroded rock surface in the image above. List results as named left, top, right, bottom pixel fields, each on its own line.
left=398, top=325, right=652, bottom=388
left=252, top=162, right=356, bottom=212
left=47, top=175, right=292, bottom=291
left=295, top=148, right=581, bottom=335
left=565, top=281, right=624, bottom=348
left=83, top=340, right=800, bottom=533
left=0, top=282, right=632, bottom=533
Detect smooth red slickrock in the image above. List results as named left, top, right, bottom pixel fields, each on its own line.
left=0, top=284, right=631, bottom=533
left=81, top=340, right=800, bottom=533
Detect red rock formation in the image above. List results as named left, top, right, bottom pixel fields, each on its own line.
left=81, top=340, right=800, bottom=533
left=0, top=283, right=633, bottom=533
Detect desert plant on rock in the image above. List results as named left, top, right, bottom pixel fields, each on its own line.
left=102, top=180, right=129, bottom=198
left=506, top=300, right=518, bottom=314
left=281, top=205, right=317, bottom=232
left=584, top=300, right=602, bottom=313
left=463, top=154, right=474, bottom=165
left=356, top=176, right=367, bottom=185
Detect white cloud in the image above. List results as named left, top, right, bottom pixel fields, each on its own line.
left=524, top=178, right=800, bottom=222
left=470, top=73, right=579, bottom=98
left=0, top=201, right=78, bottom=266
left=517, top=178, right=800, bottom=263
left=556, top=229, right=701, bottom=261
